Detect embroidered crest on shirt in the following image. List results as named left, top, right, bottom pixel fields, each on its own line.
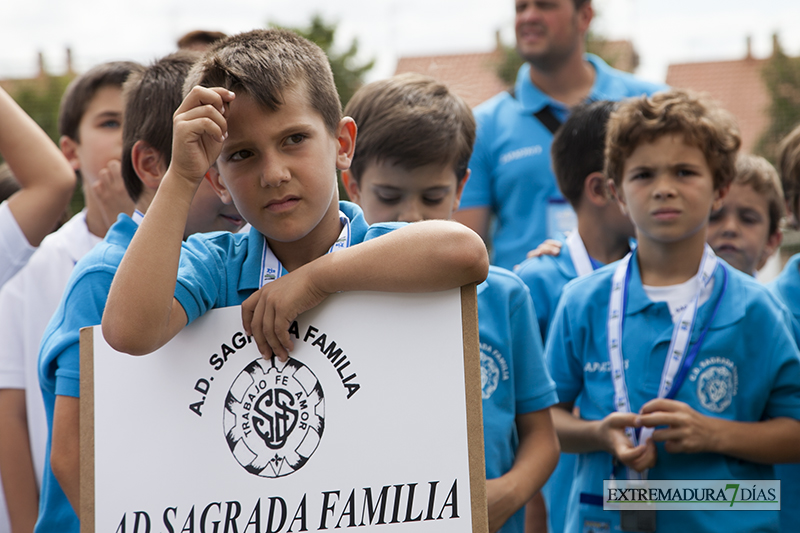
left=479, top=342, right=509, bottom=400
left=690, top=357, right=738, bottom=413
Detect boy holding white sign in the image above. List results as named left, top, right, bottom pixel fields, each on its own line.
left=102, top=30, right=488, bottom=359
left=340, top=73, right=560, bottom=533
left=545, top=89, right=800, bottom=532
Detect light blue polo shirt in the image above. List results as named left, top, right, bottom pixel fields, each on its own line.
left=515, top=237, right=577, bottom=342
left=547, top=258, right=800, bottom=533
left=36, top=214, right=139, bottom=533
left=767, top=252, right=800, bottom=533
left=461, top=55, right=665, bottom=270
left=478, top=266, right=558, bottom=533
left=174, top=201, right=400, bottom=323
left=514, top=240, right=579, bottom=533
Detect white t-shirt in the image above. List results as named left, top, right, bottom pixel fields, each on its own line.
left=0, top=200, right=36, bottom=288
left=643, top=272, right=714, bottom=323
left=0, top=210, right=101, bottom=518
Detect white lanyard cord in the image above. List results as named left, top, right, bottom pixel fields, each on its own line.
left=259, top=211, right=351, bottom=288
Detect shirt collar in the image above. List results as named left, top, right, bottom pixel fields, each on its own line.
left=515, top=54, right=610, bottom=114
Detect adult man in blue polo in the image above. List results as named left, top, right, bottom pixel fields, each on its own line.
left=455, top=0, right=664, bottom=270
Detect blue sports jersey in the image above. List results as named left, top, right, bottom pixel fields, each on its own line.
left=767, top=253, right=800, bottom=533
left=478, top=266, right=558, bottom=533
left=174, top=201, right=399, bottom=323
left=460, top=55, right=665, bottom=270
left=547, top=258, right=800, bottom=533
left=36, top=214, right=138, bottom=533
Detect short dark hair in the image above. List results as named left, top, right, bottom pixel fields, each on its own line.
left=551, top=100, right=617, bottom=208
left=183, top=28, right=341, bottom=136
left=778, top=122, right=800, bottom=218
left=344, top=73, right=476, bottom=183
left=177, top=30, right=227, bottom=50
left=121, top=51, right=201, bottom=202
left=58, top=61, right=142, bottom=142
left=605, top=89, right=741, bottom=191
left=734, top=154, right=784, bottom=236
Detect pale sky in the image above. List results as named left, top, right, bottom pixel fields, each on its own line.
left=1, top=0, right=798, bottom=86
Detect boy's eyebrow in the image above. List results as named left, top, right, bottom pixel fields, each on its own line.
left=91, top=110, right=122, bottom=119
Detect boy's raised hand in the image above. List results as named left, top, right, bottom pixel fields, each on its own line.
left=601, top=411, right=657, bottom=472
left=92, top=159, right=134, bottom=234
left=170, top=86, right=235, bottom=187
left=241, top=263, right=331, bottom=361
left=636, top=398, right=717, bottom=454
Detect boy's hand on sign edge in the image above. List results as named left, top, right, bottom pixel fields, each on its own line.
left=170, top=86, right=235, bottom=188
left=637, top=398, right=717, bottom=455
left=486, top=477, right=518, bottom=533
left=241, top=264, right=331, bottom=361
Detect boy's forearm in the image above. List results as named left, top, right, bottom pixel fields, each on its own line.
left=0, top=88, right=75, bottom=246
left=103, top=170, right=195, bottom=355
left=506, top=409, right=560, bottom=500
left=51, top=395, right=80, bottom=516
left=0, top=389, right=39, bottom=532
left=313, top=220, right=489, bottom=294
left=708, top=416, right=800, bottom=464
left=551, top=403, right=608, bottom=454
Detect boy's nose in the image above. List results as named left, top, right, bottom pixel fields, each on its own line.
left=260, top=162, right=290, bottom=188
left=397, top=201, right=424, bottom=223
left=720, top=215, right=740, bottom=236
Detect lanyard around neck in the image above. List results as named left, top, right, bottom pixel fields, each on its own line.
left=566, top=230, right=595, bottom=277
left=606, top=244, right=726, bottom=478
left=259, top=211, right=351, bottom=288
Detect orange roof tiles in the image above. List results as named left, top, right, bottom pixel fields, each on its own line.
left=666, top=57, right=770, bottom=153
left=394, top=51, right=509, bottom=108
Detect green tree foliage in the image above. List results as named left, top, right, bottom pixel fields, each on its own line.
left=756, top=42, right=800, bottom=161
left=9, top=74, right=73, bottom=144
left=273, top=14, right=375, bottom=108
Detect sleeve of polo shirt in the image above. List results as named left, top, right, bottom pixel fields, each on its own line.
left=545, top=292, right=583, bottom=405
left=511, top=281, right=558, bottom=413
left=764, top=305, right=800, bottom=420
left=174, top=235, right=230, bottom=325
left=459, top=117, right=493, bottom=210
left=44, top=269, right=115, bottom=399
left=0, top=200, right=35, bottom=287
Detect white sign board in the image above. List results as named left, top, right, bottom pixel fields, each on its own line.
left=81, top=286, right=486, bottom=533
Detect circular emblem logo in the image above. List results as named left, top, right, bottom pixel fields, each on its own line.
left=224, top=358, right=324, bottom=477
left=696, top=365, right=734, bottom=413
left=480, top=351, right=500, bottom=400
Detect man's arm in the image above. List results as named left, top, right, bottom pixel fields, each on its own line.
left=0, top=389, right=39, bottom=532
left=50, top=395, right=80, bottom=515
left=639, top=398, right=800, bottom=463
left=453, top=206, right=490, bottom=243
left=0, top=87, right=75, bottom=247
left=486, top=409, right=559, bottom=533
left=241, top=219, right=489, bottom=358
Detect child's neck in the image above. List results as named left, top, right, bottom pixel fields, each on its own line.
left=577, top=217, right=630, bottom=265
left=636, top=229, right=708, bottom=287
left=269, top=203, right=344, bottom=272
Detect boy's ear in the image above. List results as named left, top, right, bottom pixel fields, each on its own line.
left=335, top=117, right=358, bottom=171
left=131, top=140, right=166, bottom=190
left=584, top=172, right=610, bottom=207
left=712, top=183, right=730, bottom=212
left=607, top=178, right=628, bottom=215
left=205, top=164, right=233, bottom=204
left=341, top=169, right=361, bottom=204
left=452, top=169, right=471, bottom=212
left=758, top=228, right=784, bottom=271
left=59, top=136, right=81, bottom=171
